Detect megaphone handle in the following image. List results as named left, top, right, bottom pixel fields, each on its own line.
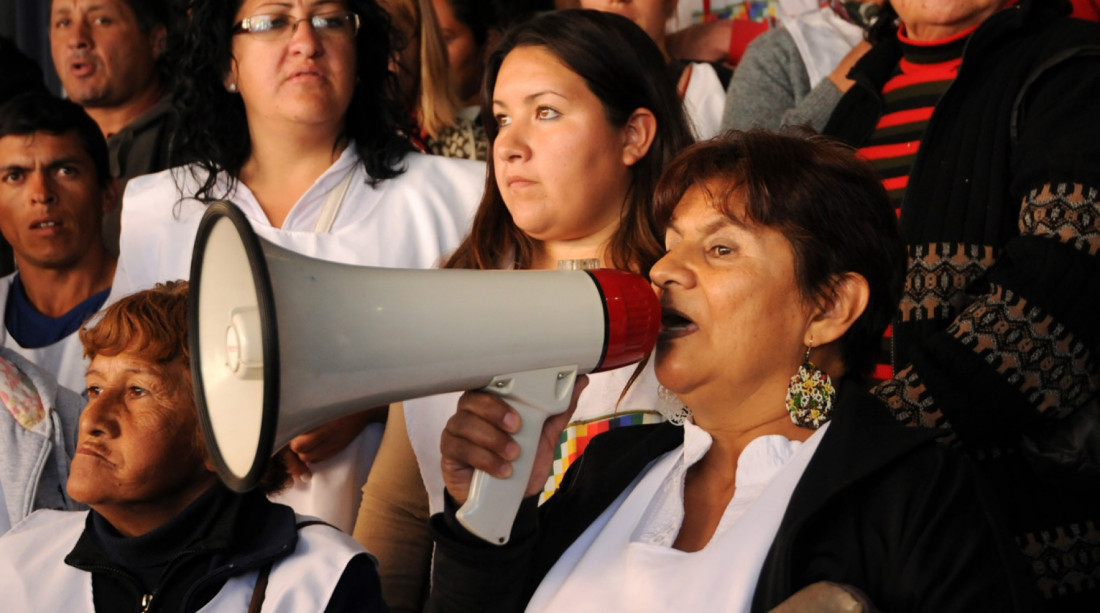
left=455, top=365, right=578, bottom=545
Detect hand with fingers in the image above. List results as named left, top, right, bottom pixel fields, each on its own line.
left=440, top=375, right=589, bottom=505
left=278, top=406, right=387, bottom=483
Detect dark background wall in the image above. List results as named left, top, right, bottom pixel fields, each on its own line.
left=2, top=0, right=63, bottom=95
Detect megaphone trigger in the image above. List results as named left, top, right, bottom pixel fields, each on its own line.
left=456, top=366, right=579, bottom=544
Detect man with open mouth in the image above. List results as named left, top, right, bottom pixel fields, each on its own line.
left=48, top=0, right=179, bottom=254
left=0, top=92, right=116, bottom=395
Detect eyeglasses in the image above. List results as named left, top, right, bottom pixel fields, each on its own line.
left=232, top=13, right=361, bottom=40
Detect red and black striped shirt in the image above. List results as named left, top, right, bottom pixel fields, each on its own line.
left=858, top=24, right=973, bottom=380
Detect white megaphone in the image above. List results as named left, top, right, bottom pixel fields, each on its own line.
left=189, top=202, right=659, bottom=544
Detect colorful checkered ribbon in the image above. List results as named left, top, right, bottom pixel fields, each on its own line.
left=540, top=410, right=665, bottom=503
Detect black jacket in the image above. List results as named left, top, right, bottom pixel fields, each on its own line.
left=427, top=382, right=1036, bottom=612
left=825, top=0, right=1100, bottom=446
left=823, top=3, right=1100, bottom=609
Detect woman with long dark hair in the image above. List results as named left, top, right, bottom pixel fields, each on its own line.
left=111, top=0, right=486, bottom=533
left=353, top=10, right=694, bottom=610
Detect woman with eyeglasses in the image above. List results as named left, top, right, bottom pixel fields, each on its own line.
left=109, top=0, right=485, bottom=533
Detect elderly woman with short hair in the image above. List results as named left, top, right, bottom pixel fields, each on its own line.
left=0, top=282, right=382, bottom=612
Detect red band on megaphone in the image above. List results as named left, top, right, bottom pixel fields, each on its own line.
left=586, top=269, right=660, bottom=372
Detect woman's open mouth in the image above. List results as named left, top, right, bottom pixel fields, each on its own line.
left=659, top=308, right=697, bottom=339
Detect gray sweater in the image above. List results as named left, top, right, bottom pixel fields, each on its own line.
left=721, top=27, right=844, bottom=133
left=0, top=348, right=84, bottom=533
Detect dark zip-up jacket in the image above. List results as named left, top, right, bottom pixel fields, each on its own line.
left=62, top=486, right=381, bottom=612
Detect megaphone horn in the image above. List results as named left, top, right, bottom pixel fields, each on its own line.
left=189, top=201, right=659, bottom=544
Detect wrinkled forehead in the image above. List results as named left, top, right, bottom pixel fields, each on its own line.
left=666, top=183, right=751, bottom=234
left=660, top=176, right=749, bottom=231
left=86, top=352, right=194, bottom=402
left=50, top=0, right=138, bottom=19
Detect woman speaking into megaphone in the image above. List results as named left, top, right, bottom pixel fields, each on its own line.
left=427, top=131, right=1036, bottom=613
left=352, top=10, right=695, bottom=610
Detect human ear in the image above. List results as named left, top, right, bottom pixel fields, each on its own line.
left=223, top=58, right=239, bottom=94
left=150, top=25, right=168, bottom=59
left=621, top=108, right=657, bottom=167
left=101, top=178, right=120, bottom=215
left=804, top=272, right=870, bottom=347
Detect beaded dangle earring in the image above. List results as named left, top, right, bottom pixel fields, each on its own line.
left=657, top=385, right=692, bottom=426
left=784, top=341, right=835, bottom=429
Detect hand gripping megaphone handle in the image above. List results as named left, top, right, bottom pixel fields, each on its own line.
left=455, top=365, right=579, bottom=545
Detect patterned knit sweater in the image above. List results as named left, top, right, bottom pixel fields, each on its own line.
left=824, top=1, right=1100, bottom=610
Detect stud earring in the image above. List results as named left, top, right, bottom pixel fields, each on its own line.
left=227, top=83, right=238, bottom=93
left=784, top=341, right=835, bottom=429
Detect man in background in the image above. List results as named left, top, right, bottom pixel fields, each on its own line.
left=49, top=0, right=177, bottom=252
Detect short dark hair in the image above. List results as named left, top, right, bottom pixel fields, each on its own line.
left=173, top=0, right=412, bottom=201
left=653, top=130, right=906, bottom=378
left=445, top=9, right=695, bottom=275
left=0, top=92, right=111, bottom=187
left=119, top=0, right=170, bottom=33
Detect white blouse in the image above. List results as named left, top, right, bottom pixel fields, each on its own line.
left=527, top=419, right=829, bottom=613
